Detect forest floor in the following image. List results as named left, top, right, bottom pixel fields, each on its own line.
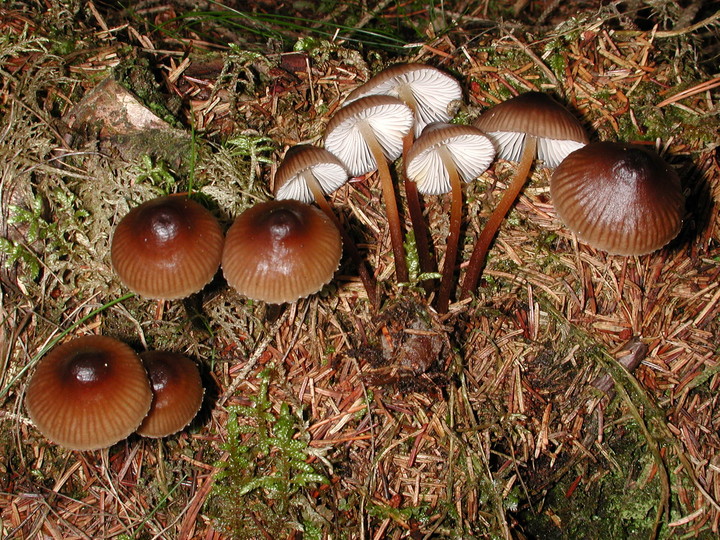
left=1, top=1, right=719, bottom=538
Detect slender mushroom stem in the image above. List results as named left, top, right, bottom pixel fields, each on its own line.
left=302, top=171, right=379, bottom=308
left=398, top=88, right=437, bottom=292
left=460, top=136, right=538, bottom=299
left=435, top=146, right=463, bottom=314
left=358, top=122, right=409, bottom=283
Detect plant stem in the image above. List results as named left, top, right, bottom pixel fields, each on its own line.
left=358, top=123, right=409, bottom=283
left=460, top=136, right=538, bottom=300
left=303, top=171, right=379, bottom=308
left=436, top=146, right=463, bottom=314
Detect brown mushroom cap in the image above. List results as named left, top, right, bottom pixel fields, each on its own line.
left=550, top=141, right=685, bottom=255
left=111, top=195, right=224, bottom=300
left=136, top=351, right=204, bottom=438
left=25, top=335, right=152, bottom=451
left=222, top=199, right=342, bottom=304
left=473, top=91, right=588, bottom=168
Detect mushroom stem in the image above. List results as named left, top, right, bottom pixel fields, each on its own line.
left=302, top=171, right=379, bottom=307
left=398, top=87, right=436, bottom=292
left=435, top=146, right=463, bottom=314
left=358, top=122, right=409, bottom=283
left=403, top=132, right=436, bottom=293
left=460, top=136, right=538, bottom=299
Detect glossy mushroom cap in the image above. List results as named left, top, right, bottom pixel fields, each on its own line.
left=274, top=145, right=349, bottom=203
left=222, top=199, right=342, bottom=304
left=111, top=195, right=224, bottom=300
left=406, top=123, right=496, bottom=195
left=550, top=142, right=685, bottom=255
left=346, top=63, right=463, bottom=137
left=473, top=91, right=588, bottom=168
left=136, top=351, right=204, bottom=438
left=25, top=335, right=152, bottom=451
left=324, top=95, right=414, bottom=176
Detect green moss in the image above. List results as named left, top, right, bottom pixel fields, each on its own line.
left=517, top=420, right=667, bottom=538
left=208, top=369, right=329, bottom=539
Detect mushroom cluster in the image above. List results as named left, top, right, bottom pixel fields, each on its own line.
left=25, top=335, right=204, bottom=450
left=27, top=60, right=688, bottom=452
left=109, top=64, right=686, bottom=314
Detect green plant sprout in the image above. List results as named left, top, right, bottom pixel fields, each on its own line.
left=135, top=155, right=179, bottom=195
left=403, top=230, right=441, bottom=287
left=224, top=134, right=275, bottom=189
left=0, top=237, right=40, bottom=280
left=1, top=189, right=90, bottom=281
left=211, top=368, right=328, bottom=538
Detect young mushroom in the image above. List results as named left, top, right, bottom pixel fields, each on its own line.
left=274, top=144, right=378, bottom=306
left=405, top=123, right=495, bottom=313
left=346, top=64, right=463, bottom=285
left=136, top=351, right=204, bottom=438
left=25, top=335, right=152, bottom=450
left=460, top=92, right=588, bottom=299
left=222, top=199, right=342, bottom=304
left=550, top=141, right=685, bottom=255
left=324, top=95, right=414, bottom=283
left=111, top=195, right=224, bottom=300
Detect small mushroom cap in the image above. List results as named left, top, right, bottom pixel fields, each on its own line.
left=550, top=141, right=685, bottom=255
left=346, top=63, right=463, bottom=137
left=405, top=123, right=496, bottom=195
left=222, top=199, right=342, bottom=304
left=324, top=95, right=414, bottom=177
left=25, top=335, right=152, bottom=451
left=274, top=145, right=349, bottom=203
left=136, top=351, right=204, bottom=438
left=473, top=92, right=588, bottom=168
left=111, top=195, right=224, bottom=300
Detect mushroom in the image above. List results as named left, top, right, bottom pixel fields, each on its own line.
left=324, top=95, right=414, bottom=283
left=275, top=144, right=377, bottom=306
left=111, top=195, right=224, bottom=300
left=550, top=141, right=685, bottom=255
left=136, top=351, right=204, bottom=438
left=346, top=64, right=463, bottom=284
left=346, top=63, right=463, bottom=137
left=460, top=92, right=588, bottom=299
left=405, top=123, right=495, bottom=313
left=222, top=199, right=342, bottom=304
left=25, top=335, right=152, bottom=450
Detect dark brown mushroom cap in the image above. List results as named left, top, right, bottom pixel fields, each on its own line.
left=111, top=195, right=224, bottom=300
left=473, top=91, right=588, bottom=168
left=25, top=335, right=152, bottom=451
left=136, top=351, right=204, bottom=438
left=222, top=199, right=342, bottom=304
left=346, top=63, right=463, bottom=137
left=405, top=123, right=496, bottom=195
left=274, top=145, right=348, bottom=203
left=550, top=141, right=685, bottom=255
left=324, top=95, right=414, bottom=176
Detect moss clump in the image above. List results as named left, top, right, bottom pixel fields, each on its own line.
left=208, top=369, right=329, bottom=539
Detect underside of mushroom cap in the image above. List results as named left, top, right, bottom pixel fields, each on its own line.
left=406, top=123, right=496, bottom=195
left=324, top=95, right=413, bottom=177
left=474, top=92, right=589, bottom=168
left=346, top=63, right=463, bottom=137
left=274, top=145, right=349, bottom=203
